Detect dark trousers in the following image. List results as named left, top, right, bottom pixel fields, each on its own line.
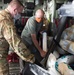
left=20, top=38, right=43, bottom=71
left=22, top=38, right=43, bottom=62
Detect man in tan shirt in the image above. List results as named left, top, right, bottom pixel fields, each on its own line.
left=0, top=0, right=35, bottom=75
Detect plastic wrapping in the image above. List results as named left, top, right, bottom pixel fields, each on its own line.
left=59, top=25, right=74, bottom=54
left=60, top=39, right=74, bottom=54
left=58, top=1, right=74, bottom=17
left=61, top=25, right=74, bottom=41
left=29, top=64, right=50, bottom=75
left=56, top=55, right=74, bottom=65
left=42, top=32, right=47, bottom=52
left=46, top=53, right=60, bottom=75
left=56, top=55, right=74, bottom=75
left=22, top=55, right=74, bottom=75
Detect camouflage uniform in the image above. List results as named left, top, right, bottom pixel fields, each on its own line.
left=0, top=9, right=35, bottom=75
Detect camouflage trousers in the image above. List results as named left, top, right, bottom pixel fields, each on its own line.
left=0, top=50, right=9, bottom=75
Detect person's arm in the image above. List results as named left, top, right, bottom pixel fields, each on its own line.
left=23, top=17, right=46, bottom=57
left=31, top=34, right=46, bottom=57
left=2, top=19, right=35, bottom=63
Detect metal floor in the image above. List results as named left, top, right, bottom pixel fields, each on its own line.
left=9, top=62, right=20, bottom=75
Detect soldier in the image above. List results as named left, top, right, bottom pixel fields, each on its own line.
left=0, top=0, right=35, bottom=75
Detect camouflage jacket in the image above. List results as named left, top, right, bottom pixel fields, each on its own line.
left=0, top=9, right=35, bottom=63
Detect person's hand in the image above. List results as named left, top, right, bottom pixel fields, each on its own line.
left=40, top=50, right=47, bottom=57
